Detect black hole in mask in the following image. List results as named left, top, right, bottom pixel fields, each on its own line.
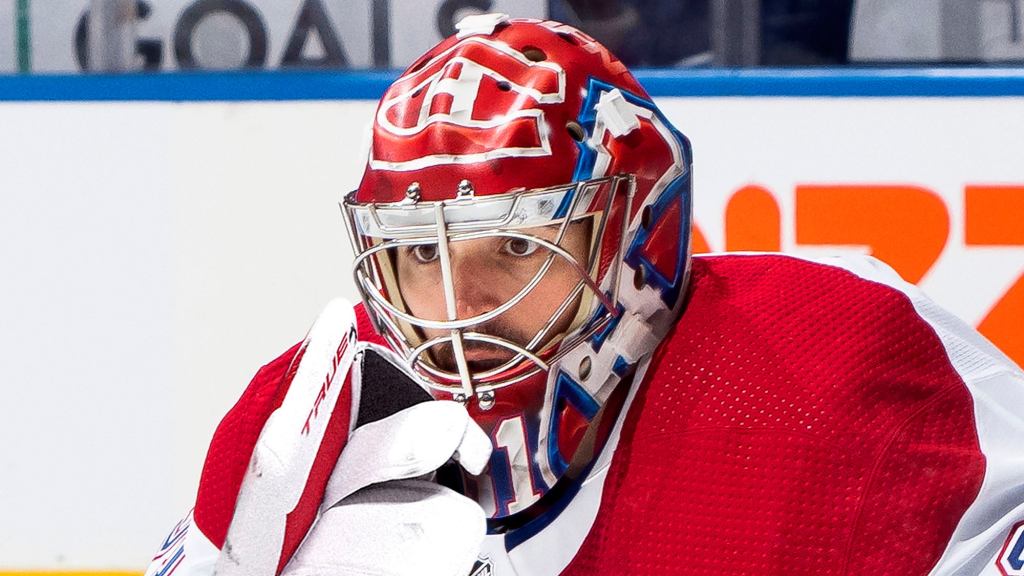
left=522, top=46, right=546, bottom=61
left=557, top=31, right=577, bottom=45
left=633, top=266, right=646, bottom=290
left=641, top=205, right=652, bottom=229
left=497, top=81, right=511, bottom=91
left=407, top=48, right=439, bottom=74
left=566, top=121, right=586, bottom=142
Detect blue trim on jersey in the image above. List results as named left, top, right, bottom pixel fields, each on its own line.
left=2, top=68, right=1022, bottom=102
left=547, top=372, right=601, bottom=478
left=504, top=458, right=595, bottom=552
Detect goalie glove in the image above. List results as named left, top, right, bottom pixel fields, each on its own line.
left=281, top=398, right=491, bottom=576
left=283, top=480, right=486, bottom=576
left=145, top=299, right=490, bottom=576
left=277, top=361, right=491, bottom=576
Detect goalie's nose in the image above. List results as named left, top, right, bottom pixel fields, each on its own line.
left=451, top=252, right=506, bottom=321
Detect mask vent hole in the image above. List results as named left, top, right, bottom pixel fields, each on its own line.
left=579, top=356, right=592, bottom=381
left=522, top=46, right=547, bottom=61
left=641, top=205, right=653, bottom=228
left=408, top=52, right=433, bottom=73
left=497, top=81, right=511, bottom=92
left=557, top=31, right=577, bottom=45
left=566, top=121, right=586, bottom=142
left=633, top=266, right=646, bottom=290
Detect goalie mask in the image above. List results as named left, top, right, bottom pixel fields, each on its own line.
left=343, top=15, right=693, bottom=522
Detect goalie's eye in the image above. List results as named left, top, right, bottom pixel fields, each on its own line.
left=411, top=244, right=439, bottom=263
left=502, top=237, right=540, bottom=257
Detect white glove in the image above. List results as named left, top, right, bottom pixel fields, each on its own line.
left=282, top=399, right=492, bottom=576
left=323, top=399, right=491, bottom=509
left=283, top=480, right=486, bottom=576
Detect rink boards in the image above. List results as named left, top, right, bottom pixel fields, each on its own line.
left=0, top=69, right=1022, bottom=571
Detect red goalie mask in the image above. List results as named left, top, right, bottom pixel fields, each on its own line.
left=343, top=14, right=693, bottom=520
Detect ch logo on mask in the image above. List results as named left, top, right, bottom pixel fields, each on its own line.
left=370, top=37, right=566, bottom=171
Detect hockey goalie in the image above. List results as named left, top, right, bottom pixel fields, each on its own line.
left=146, top=14, right=1024, bottom=576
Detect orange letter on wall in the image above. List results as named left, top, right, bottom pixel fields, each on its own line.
left=691, top=224, right=712, bottom=254
left=965, top=185, right=1024, bottom=368
left=796, top=185, right=949, bottom=284
left=726, top=185, right=781, bottom=252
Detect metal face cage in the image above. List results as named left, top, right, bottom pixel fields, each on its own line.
left=342, top=175, right=635, bottom=408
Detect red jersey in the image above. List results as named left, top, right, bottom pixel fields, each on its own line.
left=146, top=254, right=1024, bottom=576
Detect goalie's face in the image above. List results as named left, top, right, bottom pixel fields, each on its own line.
left=344, top=176, right=631, bottom=407
left=394, top=222, right=591, bottom=375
